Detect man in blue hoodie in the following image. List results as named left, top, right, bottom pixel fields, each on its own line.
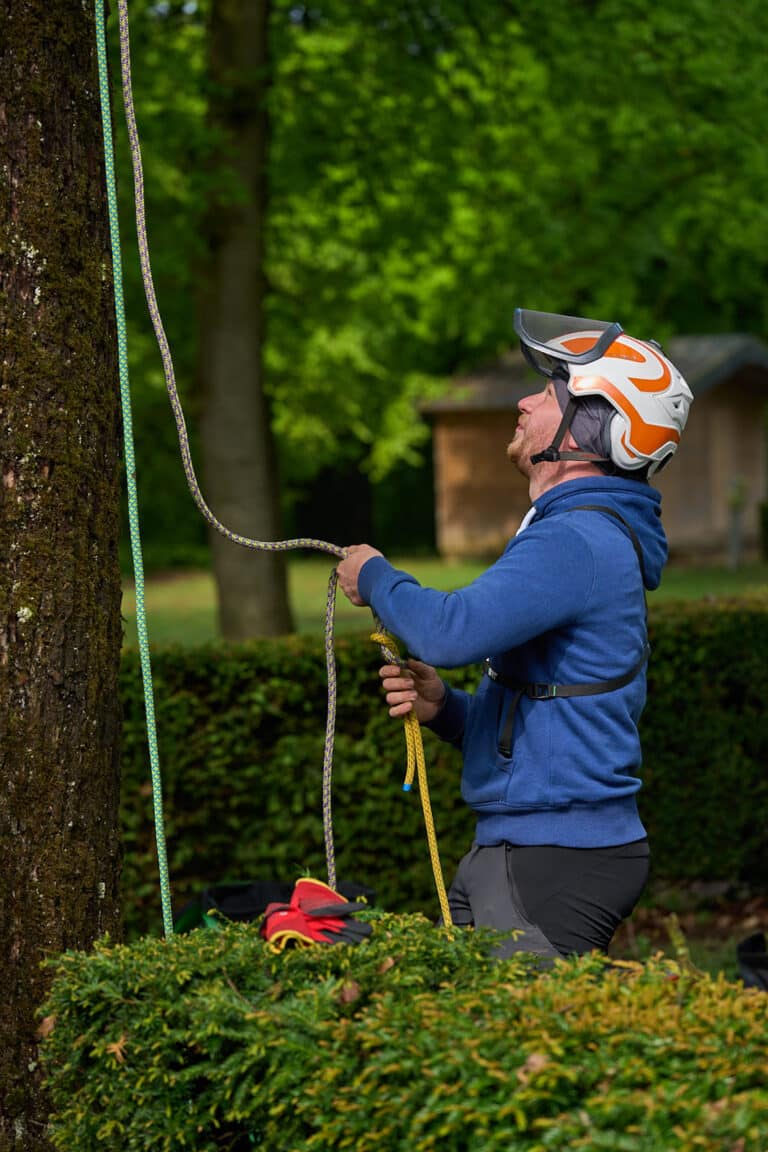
left=337, top=310, right=693, bottom=958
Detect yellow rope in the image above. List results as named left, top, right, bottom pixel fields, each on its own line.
left=370, top=631, right=453, bottom=927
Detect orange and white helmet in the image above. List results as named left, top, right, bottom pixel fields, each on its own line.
left=513, top=309, right=693, bottom=477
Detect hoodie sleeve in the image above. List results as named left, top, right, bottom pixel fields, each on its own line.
left=423, top=682, right=470, bottom=747
left=357, top=522, right=597, bottom=668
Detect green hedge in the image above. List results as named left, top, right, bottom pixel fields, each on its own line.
left=41, top=915, right=768, bottom=1151
left=120, top=597, right=768, bottom=938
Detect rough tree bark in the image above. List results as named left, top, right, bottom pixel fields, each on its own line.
left=200, top=0, right=294, bottom=639
left=0, top=3, right=123, bottom=1149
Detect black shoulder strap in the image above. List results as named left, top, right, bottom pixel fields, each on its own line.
left=488, top=504, right=650, bottom=756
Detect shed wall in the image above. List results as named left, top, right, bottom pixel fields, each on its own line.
left=655, top=374, right=766, bottom=557
left=433, top=412, right=528, bottom=557
left=432, top=374, right=766, bottom=560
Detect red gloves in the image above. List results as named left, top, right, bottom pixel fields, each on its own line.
left=260, top=877, right=372, bottom=951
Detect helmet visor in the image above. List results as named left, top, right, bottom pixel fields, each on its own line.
left=514, top=309, right=624, bottom=377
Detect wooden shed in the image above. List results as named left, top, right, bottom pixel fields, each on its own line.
left=422, top=335, right=768, bottom=560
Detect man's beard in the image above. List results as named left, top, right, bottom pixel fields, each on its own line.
left=506, top=426, right=531, bottom=469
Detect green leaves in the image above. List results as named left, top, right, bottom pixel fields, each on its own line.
left=113, top=0, right=768, bottom=568
left=41, top=919, right=768, bottom=1150
left=273, top=0, right=767, bottom=445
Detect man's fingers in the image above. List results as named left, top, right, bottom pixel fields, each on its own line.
left=388, top=700, right=414, bottom=718
left=381, top=676, right=415, bottom=694
left=379, top=666, right=413, bottom=692
left=385, top=687, right=418, bottom=707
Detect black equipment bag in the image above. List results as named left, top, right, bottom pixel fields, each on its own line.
left=737, top=931, right=768, bottom=992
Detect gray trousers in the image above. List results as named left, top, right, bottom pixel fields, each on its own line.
left=444, top=843, right=561, bottom=960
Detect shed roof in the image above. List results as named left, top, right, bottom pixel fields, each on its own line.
left=421, top=333, right=768, bottom=414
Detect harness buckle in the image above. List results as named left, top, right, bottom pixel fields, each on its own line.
left=528, top=682, right=558, bottom=700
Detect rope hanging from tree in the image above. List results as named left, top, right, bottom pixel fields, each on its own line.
left=95, top=0, right=174, bottom=938
left=94, top=0, right=453, bottom=935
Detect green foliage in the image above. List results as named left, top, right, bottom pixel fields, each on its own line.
left=41, top=915, right=768, bottom=1151
left=268, top=0, right=768, bottom=476
left=120, top=597, right=768, bottom=940
left=119, top=632, right=475, bottom=937
left=641, top=597, right=768, bottom=886
left=119, top=390, right=209, bottom=575
left=110, top=1, right=768, bottom=567
left=107, top=0, right=214, bottom=572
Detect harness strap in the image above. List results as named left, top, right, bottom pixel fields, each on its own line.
left=488, top=505, right=650, bottom=757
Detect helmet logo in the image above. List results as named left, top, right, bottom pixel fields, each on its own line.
left=562, top=335, right=672, bottom=393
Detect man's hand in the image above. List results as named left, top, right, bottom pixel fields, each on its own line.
left=336, top=544, right=383, bottom=606
left=379, top=658, right=445, bottom=724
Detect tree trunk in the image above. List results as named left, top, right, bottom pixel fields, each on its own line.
left=0, top=3, right=123, bottom=1149
left=200, top=0, right=293, bottom=639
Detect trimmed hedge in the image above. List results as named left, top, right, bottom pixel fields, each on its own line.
left=41, top=914, right=768, bottom=1151
left=120, top=597, right=768, bottom=938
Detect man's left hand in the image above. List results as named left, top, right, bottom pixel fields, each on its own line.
left=337, top=544, right=383, bottom=606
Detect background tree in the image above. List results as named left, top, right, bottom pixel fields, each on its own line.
left=110, top=2, right=212, bottom=575
left=0, top=3, right=123, bottom=1149
left=200, top=0, right=293, bottom=638
left=112, top=0, right=292, bottom=638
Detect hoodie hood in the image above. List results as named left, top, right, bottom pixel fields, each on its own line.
left=552, top=376, right=615, bottom=461
left=532, top=476, right=668, bottom=590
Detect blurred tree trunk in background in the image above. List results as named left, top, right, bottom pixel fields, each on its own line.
left=200, top=0, right=293, bottom=639
left=0, top=2, right=124, bottom=1148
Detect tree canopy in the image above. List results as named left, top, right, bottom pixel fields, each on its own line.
left=112, top=0, right=768, bottom=540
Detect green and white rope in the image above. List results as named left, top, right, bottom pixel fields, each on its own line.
left=95, top=0, right=173, bottom=937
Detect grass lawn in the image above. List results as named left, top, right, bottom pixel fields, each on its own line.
left=121, top=556, right=491, bottom=647
left=121, top=557, right=768, bottom=648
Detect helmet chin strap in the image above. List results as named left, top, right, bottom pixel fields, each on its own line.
left=530, top=396, right=610, bottom=466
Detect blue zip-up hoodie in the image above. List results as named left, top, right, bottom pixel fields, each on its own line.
left=358, top=477, right=668, bottom=849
